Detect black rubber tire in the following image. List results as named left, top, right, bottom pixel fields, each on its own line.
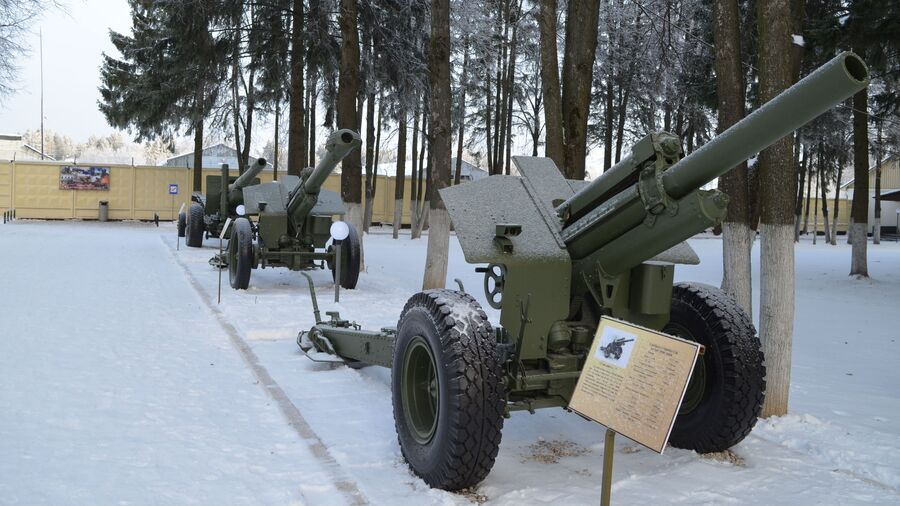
left=666, top=282, right=766, bottom=453
left=392, top=290, right=505, bottom=491
left=330, top=223, right=361, bottom=289
left=228, top=218, right=253, bottom=290
left=177, top=212, right=187, bottom=238
left=185, top=203, right=205, bottom=248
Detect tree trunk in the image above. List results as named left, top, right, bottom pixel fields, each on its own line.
left=308, top=69, right=318, bottom=167
left=757, top=0, right=795, bottom=418
left=812, top=164, right=819, bottom=245
left=603, top=79, right=614, bottom=172
left=485, top=66, right=494, bottom=175
left=287, top=0, right=306, bottom=176
left=231, top=17, right=245, bottom=174
left=503, top=1, right=521, bottom=176
left=803, top=147, right=812, bottom=233
left=337, top=0, right=363, bottom=269
left=240, top=71, right=256, bottom=172
left=371, top=97, right=382, bottom=223
left=794, top=147, right=806, bottom=241
left=849, top=70, right=868, bottom=277
left=192, top=117, right=204, bottom=192
left=423, top=0, right=451, bottom=290
left=613, top=85, right=631, bottom=164
left=274, top=101, right=280, bottom=181
left=410, top=104, right=420, bottom=233
left=538, top=0, right=564, bottom=169
left=364, top=90, right=376, bottom=233
left=831, top=158, right=843, bottom=245
left=455, top=37, right=469, bottom=185
left=874, top=120, right=882, bottom=244
left=394, top=114, right=407, bottom=239
left=713, top=0, right=753, bottom=316
left=820, top=148, right=831, bottom=243
left=412, top=109, right=428, bottom=239
left=560, top=0, right=601, bottom=180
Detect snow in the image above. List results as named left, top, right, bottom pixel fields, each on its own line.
left=2, top=220, right=900, bottom=505
left=792, top=34, right=806, bottom=47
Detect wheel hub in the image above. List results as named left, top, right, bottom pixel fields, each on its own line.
left=665, top=322, right=707, bottom=415
left=401, top=336, right=439, bottom=445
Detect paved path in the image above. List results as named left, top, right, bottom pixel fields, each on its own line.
left=0, top=221, right=359, bottom=505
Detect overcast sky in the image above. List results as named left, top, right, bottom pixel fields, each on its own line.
left=0, top=1, right=133, bottom=142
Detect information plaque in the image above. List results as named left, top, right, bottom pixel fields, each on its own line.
left=569, top=317, right=701, bottom=453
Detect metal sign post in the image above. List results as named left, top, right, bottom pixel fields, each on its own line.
left=169, top=184, right=178, bottom=228
left=176, top=203, right=185, bottom=251
left=218, top=218, right=233, bottom=305
left=334, top=241, right=342, bottom=303
left=601, top=428, right=616, bottom=506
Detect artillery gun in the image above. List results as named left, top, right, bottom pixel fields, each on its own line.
left=296, top=53, right=869, bottom=490
left=600, top=337, right=634, bottom=360
left=222, top=129, right=362, bottom=290
left=179, top=157, right=267, bottom=247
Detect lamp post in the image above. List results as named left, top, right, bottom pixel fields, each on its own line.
left=330, top=221, right=350, bottom=302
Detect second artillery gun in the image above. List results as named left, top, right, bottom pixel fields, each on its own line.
left=223, top=129, right=363, bottom=290
left=179, top=157, right=267, bottom=247
left=296, top=53, right=869, bottom=490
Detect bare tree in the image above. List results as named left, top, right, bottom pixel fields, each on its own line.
left=0, top=0, right=58, bottom=98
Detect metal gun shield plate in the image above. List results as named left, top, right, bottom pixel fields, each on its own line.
left=312, top=188, right=347, bottom=216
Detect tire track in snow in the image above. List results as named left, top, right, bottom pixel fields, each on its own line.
left=164, top=237, right=368, bottom=505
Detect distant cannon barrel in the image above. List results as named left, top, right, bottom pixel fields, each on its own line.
left=287, top=129, right=362, bottom=220
left=560, top=52, right=869, bottom=264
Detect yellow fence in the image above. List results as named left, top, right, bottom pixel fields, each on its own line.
left=0, top=159, right=415, bottom=224
left=800, top=196, right=852, bottom=234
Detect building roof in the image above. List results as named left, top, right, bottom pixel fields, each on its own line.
left=163, top=143, right=271, bottom=169
left=367, top=158, right=488, bottom=180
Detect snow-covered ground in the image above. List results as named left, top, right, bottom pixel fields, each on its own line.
left=1, top=220, right=898, bottom=505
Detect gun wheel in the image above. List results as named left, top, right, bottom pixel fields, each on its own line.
left=185, top=203, right=204, bottom=248
left=392, top=289, right=505, bottom=491
left=228, top=217, right=253, bottom=290
left=666, top=282, right=766, bottom=453
left=329, top=223, right=361, bottom=289
left=177, top=211, right=186, bottom=238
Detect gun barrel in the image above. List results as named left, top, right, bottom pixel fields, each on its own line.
left=559, top=52, right=869, bottom=268
left=305, top=129, right=362, bottom=195
left=231, top=158, right=267, bottom=192
left=663, top=52, right=868, bottom=199
left=287, top=129, right=362, bottom=220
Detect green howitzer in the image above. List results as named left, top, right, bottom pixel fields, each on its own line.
left=296, top=52, right=870, bottom=490
left=180, top=157, right=267, bottom=247
left=223, top=129, right=363, bottom=290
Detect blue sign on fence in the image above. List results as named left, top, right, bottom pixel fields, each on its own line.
left=168, top=184, right=178, bottom=195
